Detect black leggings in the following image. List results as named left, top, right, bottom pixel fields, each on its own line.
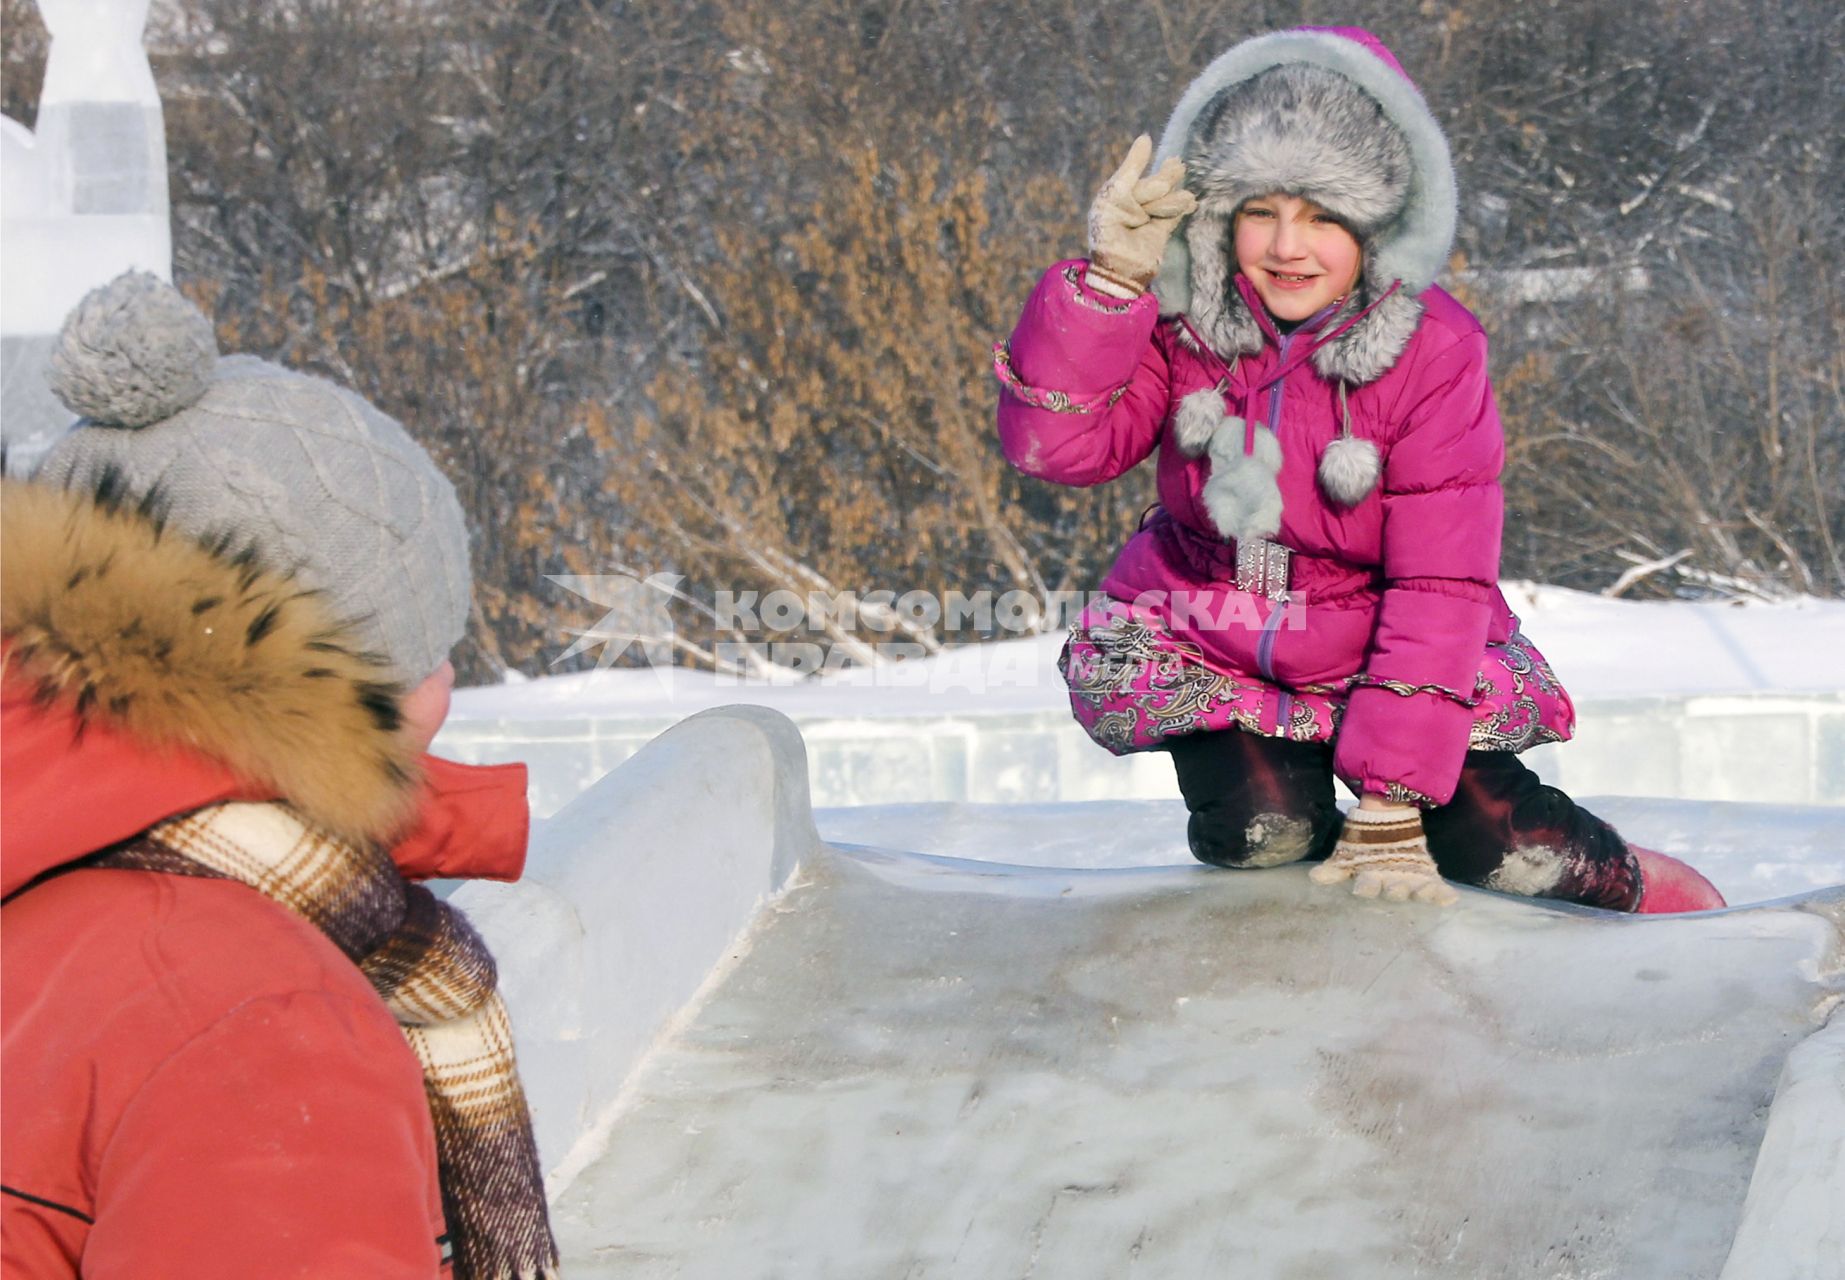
left=1165, top=729, right=1642, bottom=910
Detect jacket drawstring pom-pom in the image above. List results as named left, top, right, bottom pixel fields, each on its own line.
left=1319, top=434, right=1380, bottom=505
left=1318, top=381, right=1380, bottom=505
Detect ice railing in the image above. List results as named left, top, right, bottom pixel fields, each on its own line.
left=439, top=689, right=1845, bottom=819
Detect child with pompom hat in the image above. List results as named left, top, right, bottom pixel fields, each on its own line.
left=2, top=272, right=560, bottom=1278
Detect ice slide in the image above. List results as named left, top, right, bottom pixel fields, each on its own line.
left=455, top=706, right=1844, bottom=1279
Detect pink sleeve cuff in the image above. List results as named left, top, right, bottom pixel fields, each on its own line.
left=1006, top=260, right=1158, bottom=396
left=1334, top=686, right=1474, bottom=807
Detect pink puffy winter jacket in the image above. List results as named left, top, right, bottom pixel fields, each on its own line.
left=994, top=27, right=1556, bottom=806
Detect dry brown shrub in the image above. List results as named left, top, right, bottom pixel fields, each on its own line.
left=598, top=136, right=1152, bottom=669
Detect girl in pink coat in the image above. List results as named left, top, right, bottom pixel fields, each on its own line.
left=995, top=27, right=1723, bottom=912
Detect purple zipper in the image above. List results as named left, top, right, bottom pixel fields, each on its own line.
left=1256, top=599, right=1289, bottom=680
left=1269, top=332, right=1292, bottom=427
left=1247, top=329, right=1292, bottom=459
left=1231, top=275, right=1402, bottom=395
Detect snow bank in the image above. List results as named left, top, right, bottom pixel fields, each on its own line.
left=1721, top=1012, right=1845, bottom=1279
left=451, top=583, right=1845, bottom=724
left=1719, top=897, right=1845, bottom=1280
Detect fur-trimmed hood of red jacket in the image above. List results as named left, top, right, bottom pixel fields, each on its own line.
left=2, top=473, right=532, bottom=1276
left=1, top=473, right=527, bottom=896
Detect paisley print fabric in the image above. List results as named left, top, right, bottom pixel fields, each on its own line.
left=1062, top=596, right=1574, bottom=757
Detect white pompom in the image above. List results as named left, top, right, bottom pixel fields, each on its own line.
left=1318, top=435, right=1380, bottom=505
left=1215, top=418, right=1281, bottom=471
left=1202, top=423, right=1284, bottom=543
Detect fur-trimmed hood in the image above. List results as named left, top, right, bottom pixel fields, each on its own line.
left=1151, top=26, right=1458, bottom=385
left=1, top=474, right=422, bottom=880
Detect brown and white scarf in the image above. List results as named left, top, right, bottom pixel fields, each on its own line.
left=98, top=802, right=560, bottom=1280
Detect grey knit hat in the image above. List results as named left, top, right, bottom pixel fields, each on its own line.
left=36, top=272, right=471, bottom=684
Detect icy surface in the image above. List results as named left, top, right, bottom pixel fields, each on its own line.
left=450, top=708, right=1844, bottom=1278
left=815, top=796, right=1845, bottom=907
left=549, top=844, right=1843, bottom=1279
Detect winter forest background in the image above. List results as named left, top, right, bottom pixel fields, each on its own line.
left=3, top=0, right=1840, bottom=685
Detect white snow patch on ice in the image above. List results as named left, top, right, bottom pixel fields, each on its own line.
left=1482, top=844, right=1568, bottom=897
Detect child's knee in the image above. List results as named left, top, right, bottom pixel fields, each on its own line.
left=1188, top=809, right=1318, bottom=869
left=1168, top=729, right=1338, bottom=869
left=1478, top=842, right=1572, bottom=896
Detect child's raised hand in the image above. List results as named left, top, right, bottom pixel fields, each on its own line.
left=1086, top=134, right=1197, bottom=298
left=1309, top=805, right=1460, bottom=906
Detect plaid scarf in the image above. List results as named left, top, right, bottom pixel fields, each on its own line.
left=97, top=802, right=560, bottom=1280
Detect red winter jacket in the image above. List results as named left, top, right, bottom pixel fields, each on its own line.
left=1, top=480, right=529, bottom=1279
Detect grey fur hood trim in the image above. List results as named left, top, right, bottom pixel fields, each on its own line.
left=1171, top=263, right=1425, bottom=388
left=1151, top=29, right=1456, bottom=385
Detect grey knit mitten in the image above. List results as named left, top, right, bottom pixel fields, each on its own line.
left=1309, top=805, right=1459, bottom=906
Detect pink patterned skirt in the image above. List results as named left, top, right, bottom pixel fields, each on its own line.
left=1061, top=595, right=1575, bottom=756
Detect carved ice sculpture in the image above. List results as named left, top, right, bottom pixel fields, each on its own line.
left=1, top=0, right=172, bottom=465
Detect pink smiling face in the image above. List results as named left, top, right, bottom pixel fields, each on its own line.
left=1233, top=193, right=1364, bottom=323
